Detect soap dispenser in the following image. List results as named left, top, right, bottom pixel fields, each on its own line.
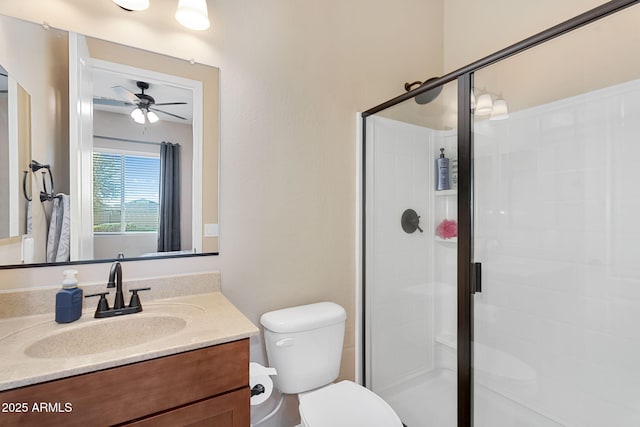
left=55, top=270, right=83, bottom=323
left=436, top=147, right=450, bottom=191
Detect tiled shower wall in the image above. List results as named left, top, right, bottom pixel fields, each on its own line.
left=366, top=116, right=436, bottom=392
left=474, top=80, right=640, bottom=426
left=366, top=116, right=459, bottom=392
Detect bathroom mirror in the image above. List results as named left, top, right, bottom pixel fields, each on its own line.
left=0, top=63, right=32, bottom=242
left=0, top=13, right=219, bottom=268
left=0, top=65, right=11, bottom=240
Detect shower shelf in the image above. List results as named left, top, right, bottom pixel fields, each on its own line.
left=435, top=236, right=457, bottom=244
left=435, top=189, right=457, bottom=197
left=435, top=333, right=456, bottom=349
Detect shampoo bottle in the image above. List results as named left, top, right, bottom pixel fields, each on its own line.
left=451, top=156, right=458, bottom=190
left=436, top=148, right=450, bottom=191
left=55, top=270, right=83, bottom=323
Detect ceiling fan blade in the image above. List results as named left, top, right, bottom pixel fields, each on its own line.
left=154, top=102, right=188, bottom=106
left=149, top=107, right=187, bottom=120
left=93, top=97, right=135, bottom=107
left=112, top=86, right=139, bottom=103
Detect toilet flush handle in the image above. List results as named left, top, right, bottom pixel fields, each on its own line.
left=275, top=337, right=294, bottom=347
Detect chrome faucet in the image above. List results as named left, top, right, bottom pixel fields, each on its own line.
left=85, top=261, right=151, bottom=318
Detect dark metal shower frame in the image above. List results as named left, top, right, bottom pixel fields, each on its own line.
left=360, top=1, right=640, bottom=426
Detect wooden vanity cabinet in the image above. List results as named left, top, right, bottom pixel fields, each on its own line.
left=0, top=339, right=250, bottom=427
left=124, top=387, right=247, bottom=426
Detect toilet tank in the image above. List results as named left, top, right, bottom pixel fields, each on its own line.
left=260, top=302, right=347, bottom=394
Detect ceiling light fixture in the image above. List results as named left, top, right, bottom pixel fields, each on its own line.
left=175, top=0, right=211, bottom=31
left=489, top=98, right=509, bottom=121
left=146, top=110, right=160, bottom=123
left=130, top=107, right=161, bottom=125
left=112, top=0, right=150, bottom=11
left=472, top=90, right=510, bottom=120
left=130, top=107, right=146, bottom=124
left=475, top=93, right=493, bottom=116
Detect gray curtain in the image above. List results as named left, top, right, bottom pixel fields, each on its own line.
left=158, top=142, right=181, bottom=252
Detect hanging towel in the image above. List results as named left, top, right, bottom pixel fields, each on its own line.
left=26, top=200, right=32, bottom=235
left=46, top=194, right=71, bottom=262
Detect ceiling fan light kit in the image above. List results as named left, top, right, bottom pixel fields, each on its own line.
left=101, top=80, right=188, bottom=125
left=146, top=110, right=160, bottom=123
left=130, top=107, right=146, bottom=124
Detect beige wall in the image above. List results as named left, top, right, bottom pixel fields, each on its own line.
left=443, top=0, right=608, bottom=72
left=17, top=86, right=31, bottom=239
left=0, top=92, right=8, bottom=237
left=0, top=14, right=68, bottom=264
left=443, top=1, right=640, bottom=115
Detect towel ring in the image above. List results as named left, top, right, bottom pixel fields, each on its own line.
left=39, top=171, right=53, bottom=202
left=22, top=171, right=32, bottom=202
left=29, top=160, right=56, bottom=202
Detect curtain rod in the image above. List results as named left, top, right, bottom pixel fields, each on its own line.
left=93, top=135, right=161, bottom=146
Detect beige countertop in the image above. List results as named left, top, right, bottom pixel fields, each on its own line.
left=0, top=284, right=258, bottom=391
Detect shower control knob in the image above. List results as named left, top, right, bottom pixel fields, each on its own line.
left=401, top=209, right=423, bottom=234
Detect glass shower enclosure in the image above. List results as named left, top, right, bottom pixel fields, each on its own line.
left=362, top=1, right=640, bottom=426
left=364, top=80, right=459, bottom=426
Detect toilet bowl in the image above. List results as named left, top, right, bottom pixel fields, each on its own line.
left=298, top=380, right=402, bottom=427
left=260, top=302, right=402, bottom=427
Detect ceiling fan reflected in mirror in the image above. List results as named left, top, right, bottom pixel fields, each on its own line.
left=94, top=80, right=188, bottom=125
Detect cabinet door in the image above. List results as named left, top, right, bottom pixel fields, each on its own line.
left=125, top=388, right=249, bottom=427
left=0, top=339, right=249, bottom=427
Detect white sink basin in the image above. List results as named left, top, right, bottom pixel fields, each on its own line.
left=24, top=315, right=187, bottom=358
left=0, top=303, right=205, bottom=360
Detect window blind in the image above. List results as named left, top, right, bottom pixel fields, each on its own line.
left=93, top=152, right=160, bottom=233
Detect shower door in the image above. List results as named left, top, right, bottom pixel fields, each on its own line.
left=364, top=79, right=459, bottom=427
left=472, top=4, right=640, bottom=426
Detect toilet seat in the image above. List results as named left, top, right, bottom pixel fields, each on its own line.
left=298, top=380, right=403, bottom=427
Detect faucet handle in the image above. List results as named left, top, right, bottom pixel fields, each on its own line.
left=128, top=287, right=151, bottom=310
left=85, top=292, right=110, bottom=316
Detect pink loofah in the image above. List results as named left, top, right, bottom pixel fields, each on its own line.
left=436, top=219, right=458, bottom=239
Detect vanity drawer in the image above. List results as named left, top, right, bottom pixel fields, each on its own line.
left=0, top=338, right=249, bottom=427
left=124, top=387, right=249, bottom=427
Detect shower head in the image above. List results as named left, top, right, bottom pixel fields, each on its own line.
left=404, top=77, right=443, bottom=105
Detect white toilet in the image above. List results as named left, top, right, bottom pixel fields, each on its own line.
left=260, top=302, right=403, bottom=427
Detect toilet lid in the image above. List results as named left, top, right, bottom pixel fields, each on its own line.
left=298, top=380, right=403, bottom=427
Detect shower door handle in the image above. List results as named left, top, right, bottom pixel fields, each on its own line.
left=471, top=262, right=482, bottom=294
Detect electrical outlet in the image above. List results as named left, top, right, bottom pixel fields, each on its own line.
left=204, top=223, right=219, bottom=237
